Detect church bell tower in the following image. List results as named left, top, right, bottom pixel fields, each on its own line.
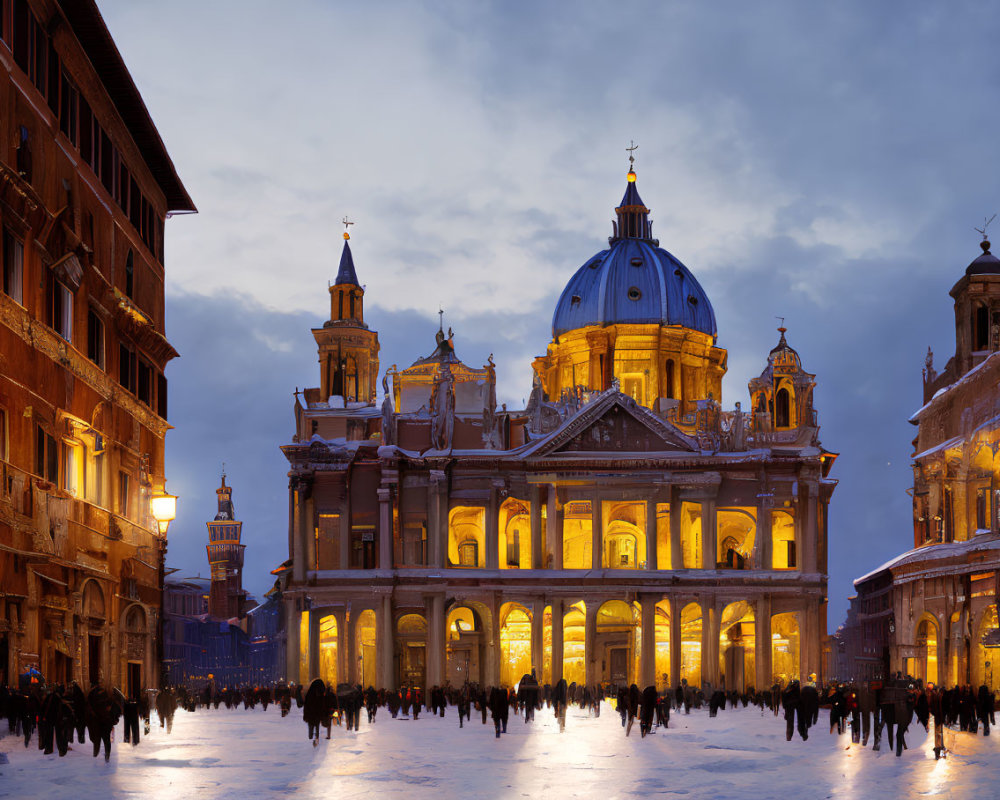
left=312, top=221, right=380, bottom=405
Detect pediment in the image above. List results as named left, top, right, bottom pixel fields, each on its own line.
left=526, top=392, right=699, bottom=457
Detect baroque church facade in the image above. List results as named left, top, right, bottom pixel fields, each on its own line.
left=850, top=236, right=1000, bottom=689
left=279, top=163, right=837, bottom=694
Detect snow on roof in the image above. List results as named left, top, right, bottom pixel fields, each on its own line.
left=909, top=351, right=1000, bottom=423
left=854, top=533, right=1000, bottom=585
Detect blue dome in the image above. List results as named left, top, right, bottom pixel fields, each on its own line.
left=551, top=238, right=717, bottom=339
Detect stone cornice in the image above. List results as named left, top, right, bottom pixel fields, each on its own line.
left=0, top=293, right=168, bottom=438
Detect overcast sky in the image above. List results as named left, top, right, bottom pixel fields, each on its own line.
left=99, top=0, right=1000, bottom=628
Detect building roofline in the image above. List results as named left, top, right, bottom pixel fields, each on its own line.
left=56, top=0, right=195, bottom=212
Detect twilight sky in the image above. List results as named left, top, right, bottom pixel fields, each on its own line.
left=99, top=0, right=1000, bottom=628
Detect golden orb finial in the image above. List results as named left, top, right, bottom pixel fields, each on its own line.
left=626, top=140, right=638, bottom=182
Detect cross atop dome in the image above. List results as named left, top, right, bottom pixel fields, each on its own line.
left=612, top=142, right=652, bottom=242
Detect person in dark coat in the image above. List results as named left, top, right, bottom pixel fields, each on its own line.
left=616, top=685, right=628, bottom=728
left=517, top=672, right=538, bottom=723
left=156, top=688, right=178, bottom=733
left=656, top=690, right=670, bottom=729
left=874, top=681, right=894, bottom=752
left=781, top=680, right=801, bottom=742
left=303, top=679, right=327, bottom=746
left=977, top=684, right=995, bottom=735
left=928, top=684, right=946, bottom=759
left=324, top=685, right=340, bottom=738
left=86, top=684, right=119, bottom=761
left=856, top=682, right=874, bottom=746
left=625, top=684, right=640, bottom=736
left=489, top=686, right=509, bottom=738
left=122, top=689, right=141, bottom=747
left=639, top=686, right=658, bottom=737
left=553, top=678, right=568, bottom=732
left=70, top=683, right=88, bottom=744
left=457, top=683, right=471, bottom=728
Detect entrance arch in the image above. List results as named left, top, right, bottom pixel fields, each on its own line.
left=680, top=603, right=702, bottom=689
left=446, top=605, right=483, bottom=685
left=719, top=601, right=755, bottom=692
left=976, top=606, right=998, bottom=691
left=499, top=603, right=532, bottom=687
left=771, top=612, right=800, bottom=684
left=319, top=615, right=338, bottom=686
left=596, top=600, right=639, bottom=685
left=655, top=600, right=671, bottom=690
left=355, top=610, right=376, bottom=688
left=563, top=602, right=586, bottom=685
left=396, top=613, right=427, bottom=688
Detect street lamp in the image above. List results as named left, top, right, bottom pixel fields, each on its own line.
left=151, top=488, right=178, bottom=535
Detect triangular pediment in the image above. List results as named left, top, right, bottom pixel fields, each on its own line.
left=524, top=391, right=699, bottom=457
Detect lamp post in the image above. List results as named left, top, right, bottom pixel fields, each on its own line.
left=150, top=487, right=177, bottom=691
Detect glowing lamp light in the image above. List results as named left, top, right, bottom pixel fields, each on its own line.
left=627, top=169, right=637, bottom=183
left=151, top=490, right=178, bottom=535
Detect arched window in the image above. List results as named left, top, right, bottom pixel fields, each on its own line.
left=665, top=359, right=675, bottom=399
left=349, top=292, right=356, bottom=319
left=775, top=388, right=790, bottom=428
left=974, top=304, right=992, bottom=351
left=755, top=393, right=767, bottom=414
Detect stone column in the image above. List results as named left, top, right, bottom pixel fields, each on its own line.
left=428, top=471, right=447, bottom=568
left=757, top=503, right=773, bottom=571
left=433, top=594, right=446, bottom=690
left=701, top=499, right=717, bottom=570
left=592, top=493, right=603, bottom=570
left=549, top=488, right=564, bottom=570
left=531, top=599, right=545, bottom=677
left=551, top=598, right=564, bottom=684
left=585, top=601, right=598, bottom=686
left=284, top=598, right=300, bottom=683
left=645, top=499, right=657, bottom=571
left=757, top=597, right=772, bottom=689
left=486, top=484, right=500, bottom=570
left=670, top=487, right=683, bottom=570
left=292, top=481, right=305, bottom=582
left=379, top=596, right=394, bottom=690
left=308, top=609, right=320, bottom=681
left=334, top=608, right=348, bottom=685
left=669, top=597, right=682, bottom=689
left=804, top=483, right=818, bottom=574
left=640, top=595, right=656, bottom=687
left=700, top=598, right=713, bottom=690
left=378, top=487, right=392, bottom=570
left=530, top=485, right=543, bottom=570
left=953, top=475, right=968, bottom=541
left=347, top=610, right=358, bottom=684
left=305, top=491, right=316, bottom=572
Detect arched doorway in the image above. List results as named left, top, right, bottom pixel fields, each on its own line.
left=717, top=510, right=756, bottom=570
left=319, top=615, right=338, bottom=687
left=446, top=605, right=482, bottom=685
left=563, top=602, right=586, bottom=685
left=563, top=502, right=592, bottom=569
left=915, top=615, right=939, bottom=686
left=542, top=605, right=552, bottom=685
left=82, top=581, right=106, bottom=688
left=719, top=602, right=755, bottom=692
left=680, top=603, right=702, bottom=689
left=655, top=600, right=671, bottom=690
left=771, top=612, right=800, bottom=685
left=122, top=605, right=147, bottom=698
left=396, top=613, right=427, bottom=688
left=603, top=502, right=646, bottom=569
left=448, top=507, right=485, bottom=568
left=355, top=610, right=376, bottom=688
left=595, top=600, right=639, bottom=685
left=499, top=603, right=532, bottom=687
left=499, top=499, right=531, bottom=569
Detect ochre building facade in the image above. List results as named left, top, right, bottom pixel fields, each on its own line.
left=281, top=166, right=836, bottom=695
left=0, top=0, right=192, bottom=692
left=853, top=237, right=1000, bottom=689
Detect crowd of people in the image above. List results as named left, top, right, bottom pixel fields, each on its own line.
left=777, top=673, right=997, bottom=758
left=2, top=668, right=998, bottom=764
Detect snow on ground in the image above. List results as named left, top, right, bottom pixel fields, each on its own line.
left=1, top=702, right=998, bottom=800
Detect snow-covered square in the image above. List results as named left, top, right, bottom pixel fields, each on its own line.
left=2, top=701, right=998, bottom=800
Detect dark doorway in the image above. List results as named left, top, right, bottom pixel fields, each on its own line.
left=609, top=647, right=628, bottom=684
left=88, top=634, right=101, bottom=686
left=127, top=662, right=142, bottom=699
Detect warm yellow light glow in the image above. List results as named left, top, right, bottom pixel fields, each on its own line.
left=151, top=490, right=178, bottom=535
left=627, top=170, right=636, bottom=183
